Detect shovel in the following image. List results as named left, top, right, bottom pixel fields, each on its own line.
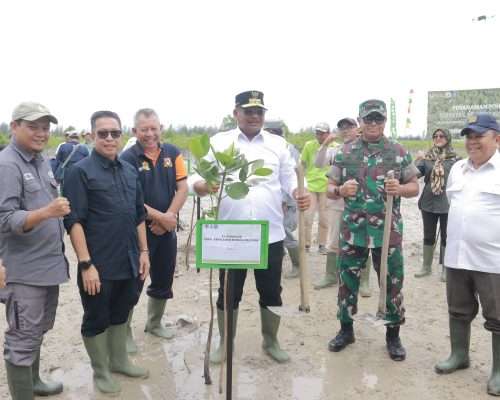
left=354, top=170, right=395, bottom=326
left=268, top=162, right=311, bottom=318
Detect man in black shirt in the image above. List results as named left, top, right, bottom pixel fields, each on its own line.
left=63, top=111, right=150, bottom=395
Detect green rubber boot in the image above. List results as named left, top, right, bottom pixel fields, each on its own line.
left=260, top=307, right=290, bottom=363
left=314, top=252, right=338, bottom=290
left=5, top=361, right=34, bottom=400
left=82, top=331, right=121, bottom=394
left=108, top=323, right=149, bottom=378
left=284, top=246, right=300, bottom=279
left=144, top=297, right=175, bottom=339
left=415, top=244, right=434, bottom=278
left=210, top=308, right=239, bottom=364
left=435, top=319, right=470, bottom=374
left=126, top=309, right=138, bottom=354
left=32, top=349, right=63, bottom=396
left=488, top=333, right=500, bottom=396
left=359, top=257, right=372, bottom=298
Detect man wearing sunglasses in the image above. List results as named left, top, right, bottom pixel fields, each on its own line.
left=0, top=102, right=70, bottom=399
left=191, top=90, right=310, bottom=364
left=63, top=111, right=150, bottom=395
left=326, top=99, right=419, bottom=361
left=435, top=113, right=500, bottom=396
left=120, top=108, right=188, bottom=350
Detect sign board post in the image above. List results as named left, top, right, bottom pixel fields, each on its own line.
left=196, top=220, right=269, bottom=400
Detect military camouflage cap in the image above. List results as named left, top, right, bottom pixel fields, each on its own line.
left=12, top=101, right=58, bottom=124
left=359, top=99, right=387, bottom=118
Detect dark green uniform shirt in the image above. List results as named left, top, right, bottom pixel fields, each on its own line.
left=329, top=136, right=418, bottom=248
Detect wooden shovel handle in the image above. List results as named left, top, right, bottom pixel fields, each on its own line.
left=378, top=170, right=395, bottom=317
left=296, top=163, right=310, bottom=312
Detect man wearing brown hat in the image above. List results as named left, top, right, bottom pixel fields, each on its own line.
left=326, top=100, right=419, bottom=361
left=191, top=90, right=310, bottom=363
left=435, top=113, right=500, bottom=395
left=0, top=102, right=70, bottom=399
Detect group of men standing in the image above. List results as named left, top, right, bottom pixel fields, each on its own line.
left=0, top=103, right=187, bottom=398
left=1, top=91, right=500, bottom=398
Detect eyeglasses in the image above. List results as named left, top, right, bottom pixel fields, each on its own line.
left=96, top=129, right=122, bottom=139
left=362, top=115, right=386, bottom=125
left=433, top=134, right=446, bottom=139
left=242, top=108, right=265, bottom=116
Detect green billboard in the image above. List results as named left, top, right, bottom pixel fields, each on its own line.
left=427, top=88, right=500, bottom=137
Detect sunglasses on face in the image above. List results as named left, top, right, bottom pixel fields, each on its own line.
left=242, top=108, right=265, bottom=116
left=433, top=134, right=446, bottom=139
left=362, top=115, right=386, bottom=125
left=96, top=129, right=122, bottom=139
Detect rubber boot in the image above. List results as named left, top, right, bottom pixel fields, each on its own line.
left=144, top=297, right=175, bottom=339
left=488, top=333, right=500, bottom=396
left=328, top=322, right=355, bottom=352
left=126, top=309, right=138, bottom=354
left=82, top=331, right=121, bottom=394
left=415, top=244, right=434, bottom=278
left=108, top=323, right=149, bottom=378
left=32, top=349, right=63, bottom=396
left=386, top=326, right=406, bottom=361
left=260, top=307, right=290, bottom=363
left=359, top=257, right=372, bottom=298
left=284, top=246, right=300, bottom=279
left=210, top=308, right=239, bottom=364
left=314, top=252, right=338, bottom=290
left=5, top=361, right=34, bottom=400
left=435, top=318, right=470, bottom=374
left=440, top=245, right=447, bottom=283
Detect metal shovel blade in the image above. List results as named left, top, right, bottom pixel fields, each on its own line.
left=267, top=305, right=309, bottom=318
left=353, top=312, right=391, bottom=327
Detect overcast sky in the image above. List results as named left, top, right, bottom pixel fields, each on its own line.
left=0, top=0, right=498, bottom=135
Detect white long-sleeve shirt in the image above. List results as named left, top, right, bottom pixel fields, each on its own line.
left=189, top=128, right=298, bottom=243
left=445, top=150, right=500, bottom=273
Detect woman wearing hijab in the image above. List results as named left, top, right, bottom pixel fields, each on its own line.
left=414, top=128, right=460, bottom=281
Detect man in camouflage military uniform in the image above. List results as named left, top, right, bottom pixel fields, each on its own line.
left=326, top=99, right=419, bottom=361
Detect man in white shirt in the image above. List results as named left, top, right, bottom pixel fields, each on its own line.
left=435, top=113, right=500, bottom=396
left=191, top=90, right=310, bottom=364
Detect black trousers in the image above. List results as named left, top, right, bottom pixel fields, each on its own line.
left=421, top=210, right=448, bottom=247
left=136, top=231, right=177, bottom=301
left=78, top=274, right=138, bottom=337
left=216, top=241, right=284, bottom=310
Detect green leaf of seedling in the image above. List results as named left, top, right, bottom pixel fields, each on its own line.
left=250, top=159, right=264, bottom=172
left=188, top=134, right=210, bottom=159
left=215, top=152, right=235, bottom=168
left=239, top=163, right=249, bottom=182
left=225, top=182, right=249, bottom=200
left=252, top=167, right=273, bottom=176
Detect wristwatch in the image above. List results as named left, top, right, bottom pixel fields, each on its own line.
left=78, top=260, right=93, bottom=270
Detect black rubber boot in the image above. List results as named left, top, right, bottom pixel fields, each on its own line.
left=328, top=323, right=355, bottom=352
left=386, top=326, right=406, bottom=361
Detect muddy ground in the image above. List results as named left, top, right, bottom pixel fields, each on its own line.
left=0, top=188, right=495, bottom=400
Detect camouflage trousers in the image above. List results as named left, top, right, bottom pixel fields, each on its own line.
left=337, top=242, right=405, bottom=326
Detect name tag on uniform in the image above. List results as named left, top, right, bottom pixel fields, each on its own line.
left=140, top=161, right=150, bottom=172
left=23, top=172, right=35, bottom=181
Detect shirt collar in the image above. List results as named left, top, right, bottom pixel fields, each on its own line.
left=236, top=127, right=264, bottom=143
left=10, top=137, right=42, bottom=163
left=91, top=149, right=121, bottom=169
left=463, top=150, right=500, bottom=172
